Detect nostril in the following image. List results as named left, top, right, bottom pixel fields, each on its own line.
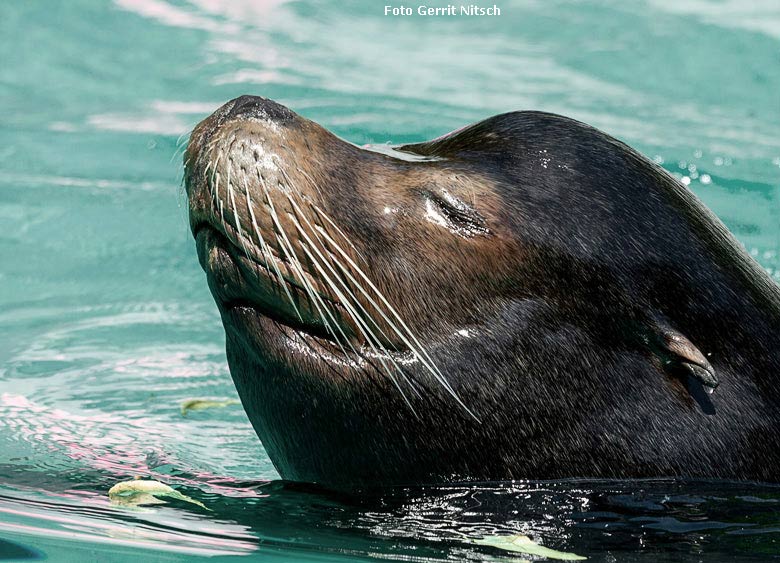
left=224, top=95, right=296, bottom=122
left=226, top=95, right=261, bottom=119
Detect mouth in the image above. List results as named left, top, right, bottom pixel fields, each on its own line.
left=192, top=220, right=351, bottom=349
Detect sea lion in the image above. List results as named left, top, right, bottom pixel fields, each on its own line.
left=184, top=95, right=780, bottom=490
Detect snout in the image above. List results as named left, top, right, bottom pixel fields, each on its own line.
left=184, top=95, right=300, bottom=225
left=185, top=95, right=295, bottom=179
left=224, top=95, right=297, bottom=122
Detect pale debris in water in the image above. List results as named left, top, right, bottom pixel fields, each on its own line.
left=471, top=534, right=586, bottom=560
left=108, top=479, right=210, bottom=511
left=180, top=398, right=239, bottom=416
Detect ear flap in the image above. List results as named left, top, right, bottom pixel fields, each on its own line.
left=649, top=319, right=719, bottom=391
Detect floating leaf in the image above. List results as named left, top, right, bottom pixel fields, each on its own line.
left=180, top=398, right=239, bottom=416
left=108, top=479, right=210, bottom=511
left=472, top=534, right=586, bottom=560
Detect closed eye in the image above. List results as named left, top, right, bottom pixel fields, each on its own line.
left=421, top=188, right=489, bottom=238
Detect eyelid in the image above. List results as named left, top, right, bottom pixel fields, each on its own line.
left=420, top=188, right=490, bottom=237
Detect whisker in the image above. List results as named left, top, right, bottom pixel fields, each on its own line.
left=310, top=204, right=364, bottom=257
left=313, top=224, right=478, bottom=421
left=257, top=172, right=313, bottom=324
left=211, top=153, right=222, bottom=185
left=299, top=240, right=417, bottom=414
left=282, top=243, right=356, bottom=361
left=286, top=195, right=402, bottom=349
left=280, top=187, right=412, bottom=380
left=171, top=144, right=186, bottom=164
left=267, top=212, right=355, bottom=361
left=286, top=203, right=420, bottom=400
left=226, top=162, right=251, bottom=260
left=283, top=164, right=366, bottom=264
left=284, top=208, right=374, bottom=351
left=290, top=165, right=323, bottom=197
left=214, top=172, right=226, bottom=224
left=204, top=133, right=225, bottom=156
left=314, top=226, right=436, bottom=371
left=292, top=209, right=419, bottom=396
left=267, top=206, right=347, bottom=348
left=211, top=151, right=224, bottom=219
left=176, top=130, right=191, bottom=149
left=252, top=170, right=368, bottom=367
left=244, top=180, right=302, bottom=321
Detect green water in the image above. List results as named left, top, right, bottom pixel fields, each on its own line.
left=1, top=1, right=779, bottom=561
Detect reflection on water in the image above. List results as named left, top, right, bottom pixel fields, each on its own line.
left=2, top=477, right=780, bottom=561
left=1, top=0, right=779, bottom=561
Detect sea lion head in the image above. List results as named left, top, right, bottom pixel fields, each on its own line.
left=185, top=96, right=780, bottom=488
